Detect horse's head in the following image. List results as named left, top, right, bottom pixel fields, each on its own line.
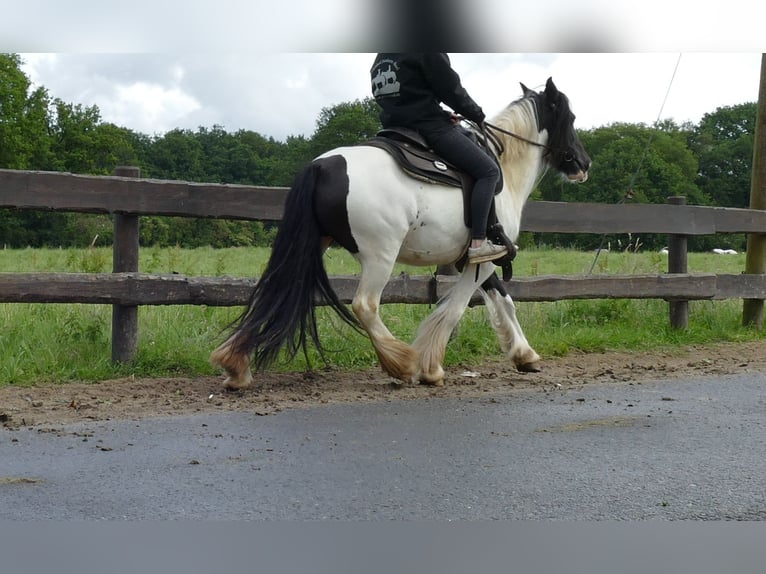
left=522, top=77, right=591, bottom=183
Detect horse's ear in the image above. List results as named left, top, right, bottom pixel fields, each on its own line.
left=520, top=82, right=535, bottom=97
left=544, top=77, right=559, bottom=99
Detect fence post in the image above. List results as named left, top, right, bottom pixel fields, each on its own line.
left=111, top=166, right=141, bottom=363
left=667, top=196, right=689, bottom=329
left=743, top=53, right=766, bottom=329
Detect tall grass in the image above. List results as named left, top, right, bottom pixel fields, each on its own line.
left=1, top=245, right=763, bottom=386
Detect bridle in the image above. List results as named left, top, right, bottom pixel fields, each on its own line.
left=483, top=120, right=579, bottom=166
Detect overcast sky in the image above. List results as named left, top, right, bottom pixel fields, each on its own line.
left=5, top=2, right=765, bottom=142
left=17, top=53, right=763, bottom=142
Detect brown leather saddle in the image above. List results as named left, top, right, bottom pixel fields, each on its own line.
left=365, top=127, right=471, bottom=191
left=362, top=127, right=516, bottom=278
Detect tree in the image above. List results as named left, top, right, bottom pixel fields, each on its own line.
left=48, top=100, right=142, bottom=175
left=195, top=124, right=248, bottom=183
left=0, top=54, right=65, bottom=246
left=0, top=53, right=54, bottom=170
left=689, top=103, right=757, bottom=208
left=49, top=99, right=103, bottom=173
left=310, top=97, right=381, bottom=157
left=143, top=128, right=205, bottom=181
left=535, top=122, right=704, bottom=250
left=267, top=135, right=314, bottom=186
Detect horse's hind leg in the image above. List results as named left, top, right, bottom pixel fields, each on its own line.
left=481, top=277, right=541, bottom=372
left=352, top=259, right=419, bottom=384
left=210, top=237, right=335, bottom=390
left=210, top=336, right=254, bottom=390
left=413, top=263, right=498, bottom=385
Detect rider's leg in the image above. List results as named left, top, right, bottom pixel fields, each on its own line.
left=427, top=127, right=505, bottom=264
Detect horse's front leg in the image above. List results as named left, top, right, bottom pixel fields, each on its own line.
left=412, top=263, right=498, bottom=385
left=480, top=275, right=541, bottom=372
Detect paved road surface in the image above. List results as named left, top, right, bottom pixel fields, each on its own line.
left=2, top=373, right=765, bottom=519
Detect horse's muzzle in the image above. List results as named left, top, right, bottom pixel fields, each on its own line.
left=568, top=171, right=588, bottom=183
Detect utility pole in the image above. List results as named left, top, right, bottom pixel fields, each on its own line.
left=743, top=54, right=766, bottom=328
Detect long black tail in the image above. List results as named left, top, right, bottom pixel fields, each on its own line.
left=226, top=161, right=360, bottom=370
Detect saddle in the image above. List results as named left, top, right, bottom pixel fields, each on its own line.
left=363, top=127, right=516, bottom=279
left=366, top=127, right=470, bottom=190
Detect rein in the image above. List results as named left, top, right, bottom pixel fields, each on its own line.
left=458, top=116, right=545, bottom=158
left=485, top=120, right=578, bottom=166
left=483, top=121, right=549, bottom=152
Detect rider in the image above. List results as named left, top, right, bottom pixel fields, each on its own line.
left=370, top=53, right=506, bottom=264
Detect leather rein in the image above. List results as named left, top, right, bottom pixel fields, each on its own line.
left=482, top=120, right=576, bottom=165
left=483, top=121, right=549, bottom=152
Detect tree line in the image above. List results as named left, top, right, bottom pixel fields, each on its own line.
left=0, top=53, right=757, bottom=251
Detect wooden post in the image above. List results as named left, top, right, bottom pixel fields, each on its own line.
left=667, top=196, right=689, bottom=329
left=111, top=166, right=141, bottom=363
left=743, top=54, right=766, bottom=329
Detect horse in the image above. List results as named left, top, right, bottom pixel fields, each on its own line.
left=211, top=77, right=591, bottom=390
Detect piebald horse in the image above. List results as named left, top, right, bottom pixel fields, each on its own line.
left=212, top=78, right=591, bottom=389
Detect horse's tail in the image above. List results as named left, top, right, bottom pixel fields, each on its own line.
left=220, top=161, right=360, bottom=371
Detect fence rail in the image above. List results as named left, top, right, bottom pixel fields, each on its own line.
left=4, top=168, right=766, bottom=232
left=1, top=168, right=765, bottom=363
left=3, top=272, right=766, bottom=306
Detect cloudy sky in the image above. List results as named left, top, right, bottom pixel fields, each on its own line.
left=18, top=53, right=763, bottom=142
left=5, top=1, right=765, bottom=142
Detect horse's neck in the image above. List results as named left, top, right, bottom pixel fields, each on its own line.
left=492, top=105, right=547, bottom=237
left=499, top=146, right=545, bottom=202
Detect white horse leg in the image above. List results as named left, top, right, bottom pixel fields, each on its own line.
left=352, top=259, right=419, bottom=384
left=481, top=287, right=541, bottom=372
left=412, top=263, right=497, bottom=385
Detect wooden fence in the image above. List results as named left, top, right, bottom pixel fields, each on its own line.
left=2, top=167, right=766, bottom=363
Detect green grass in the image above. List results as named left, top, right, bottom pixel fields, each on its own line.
left=1, top=246, right=763, bottom=386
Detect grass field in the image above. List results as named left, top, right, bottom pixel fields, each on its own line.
left=1, top=245, right=763, bottom=386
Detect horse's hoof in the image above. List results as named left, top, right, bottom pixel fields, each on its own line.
left=381, top=365, right=418, bottom=386
left=223, top=372, right=253, bottom=390
left=516, top=361, right=541, bottom=373
left=420, top=378, right=445, bottom=387
left=418, top=366, right=445, bottom=386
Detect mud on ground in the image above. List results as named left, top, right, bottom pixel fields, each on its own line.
left=2, top=341, right=765, bottom=428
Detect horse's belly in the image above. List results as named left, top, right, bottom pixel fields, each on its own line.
left=397, top=219, right=468, bottom=264
left=396, top=241, right=466, bottom=266
left=397, top=193, right=470, bottom=265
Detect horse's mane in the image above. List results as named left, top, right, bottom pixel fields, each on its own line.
left=492, top=87, right=576, bottom=168
left=489, top=96, right=540, bottom=169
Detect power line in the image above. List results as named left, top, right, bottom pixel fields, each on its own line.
left=588, top=53, right=683, bottom=274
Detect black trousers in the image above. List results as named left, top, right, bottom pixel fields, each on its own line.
left=424, top=125, right=501, bottom=241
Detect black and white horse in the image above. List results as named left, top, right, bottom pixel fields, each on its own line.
left=212, top=78, right=591, bottom=389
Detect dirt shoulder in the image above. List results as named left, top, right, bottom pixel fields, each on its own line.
left=2, top=341, right=765, bottom=429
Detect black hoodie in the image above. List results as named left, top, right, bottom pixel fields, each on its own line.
left=370, top=53, right=485, bottom=135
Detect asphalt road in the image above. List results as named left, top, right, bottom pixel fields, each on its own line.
left=2, top=373, right=765, bottom=520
